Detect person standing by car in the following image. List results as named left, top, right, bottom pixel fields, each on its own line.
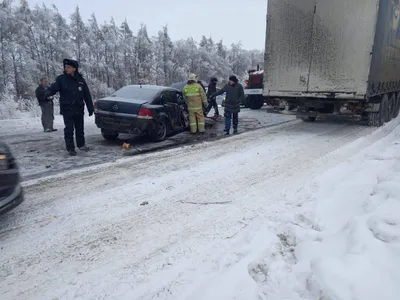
left=35, top=78, right=57, bottom=132
left=183, top=73, right=208, bottom=134
left=210, top=75, right=244, bottom=135
left=206, top=77, right=220, bottom=119
left=197, top=80, right=206, bottom=92
left=45, top=59, right=94, bottom=156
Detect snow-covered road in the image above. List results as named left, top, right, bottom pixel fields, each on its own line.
left=1, top=118, right=399, bottom=300
left=0, top=107, right=295, bottom=181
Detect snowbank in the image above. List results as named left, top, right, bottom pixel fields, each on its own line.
left=250, top=124, right=400, bottom=300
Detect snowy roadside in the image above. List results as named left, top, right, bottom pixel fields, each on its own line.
left=202, top=121, right=400, bottom=300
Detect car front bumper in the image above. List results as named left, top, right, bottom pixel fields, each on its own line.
left=0, top=184, right=24, bottom=215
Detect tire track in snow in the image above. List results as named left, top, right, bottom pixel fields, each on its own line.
left=0, top=120, right=395, bottom=300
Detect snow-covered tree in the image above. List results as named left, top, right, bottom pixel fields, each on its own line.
left=0, top=1, right=264, bottom=104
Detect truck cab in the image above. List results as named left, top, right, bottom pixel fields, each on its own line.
left=244, top=66, right=288, bottom=110
left=244, top=66, right=265, bottom=110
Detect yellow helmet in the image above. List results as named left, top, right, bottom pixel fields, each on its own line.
left=188, top=73, right=198, bottom=81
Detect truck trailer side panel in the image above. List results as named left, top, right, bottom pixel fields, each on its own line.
left=307, top=0, right=378, bottom=95
left=264, top=0, right=316, bottom=92
left=368, top=0, right=400, bottom=97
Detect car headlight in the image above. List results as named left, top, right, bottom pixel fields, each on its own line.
left=0, top=154, right=9, bottom=170
left=0, top=144, right=12, bottom=170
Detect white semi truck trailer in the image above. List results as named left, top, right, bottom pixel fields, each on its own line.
left=263, top=0, right=400, bottom=126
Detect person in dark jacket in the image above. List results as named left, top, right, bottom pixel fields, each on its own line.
left=197, top=80, right=206, bottom=92
left=205, top=77, right=220, bottom=118
left=210, top=75, right=244, bottom=135
left=45, top=59, right=94, bottom=156
left=35, top=78, right=57, bottom=132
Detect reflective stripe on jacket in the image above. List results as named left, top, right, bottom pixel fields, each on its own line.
left=183, top=83, right=208, bottom=111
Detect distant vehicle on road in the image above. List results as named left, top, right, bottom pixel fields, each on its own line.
left=94, top=85, right=188, bottom=142
left=0, top=141, right=24, bottom=215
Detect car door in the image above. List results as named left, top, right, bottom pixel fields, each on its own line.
left=161, top=90, right=180, bottom=129
left=175, top=90, right=189, bottom=128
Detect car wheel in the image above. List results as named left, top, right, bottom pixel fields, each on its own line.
left=101, top=129, right=119, bottom=141
left=102, top=133, right=119, bottom=141
left=150, top=119, right=168, bottom=142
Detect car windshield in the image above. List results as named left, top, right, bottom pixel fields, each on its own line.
left=111, top=86, right=159, bottom=100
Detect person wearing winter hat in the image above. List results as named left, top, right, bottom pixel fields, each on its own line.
left=45, top=59, right=94, bottom=156
left=35, top=77, right=57, bottom=132
left=210, top=75, right=244, bottom=135
left=183, top=73, right=209, bottom=134
left=205, top=77, right=220, bottom=119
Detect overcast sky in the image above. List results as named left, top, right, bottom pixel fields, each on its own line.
left=27, top=0, right=267, bottom=50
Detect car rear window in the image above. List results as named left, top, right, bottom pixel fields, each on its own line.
left=111, top=86, right=160, bottom=100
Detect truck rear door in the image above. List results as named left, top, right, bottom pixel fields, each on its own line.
left=306, top=0, right=379, bottom=94
left=264, top=0, right=316, bottom=92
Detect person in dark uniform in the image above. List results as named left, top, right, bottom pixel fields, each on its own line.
left=205, top=77, right=220, bottom=119
left=46, top=59, right=94, bottom=156
left=35, top=77, right=57, bottom=132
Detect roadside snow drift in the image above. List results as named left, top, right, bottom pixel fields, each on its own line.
left=250, top=124, right=400, bottom=300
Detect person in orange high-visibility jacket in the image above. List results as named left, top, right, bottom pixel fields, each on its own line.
left=183, top=73, right=208, bottom=134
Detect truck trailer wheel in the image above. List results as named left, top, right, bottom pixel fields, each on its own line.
left=393, top=93, right=400, bottom=119
left=367, top=94, right=388, bottom=127
left=247, top=95, right=264, bottom=110
left=386, top=94, right=394, bottom=123
left=301, top=116, right=316, bottom=122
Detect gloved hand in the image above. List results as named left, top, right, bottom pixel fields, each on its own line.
left=88, top=110, right=94, bottom=117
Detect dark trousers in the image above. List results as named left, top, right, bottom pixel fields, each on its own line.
left=224, top=111, right=238, bottom=131
left=40, top=101, right=54, bottom=130
left=206, top=97, right=219, bottom=116
left=63, top=113, right=85, bottom=151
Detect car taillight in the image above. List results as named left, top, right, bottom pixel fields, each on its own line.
left=138, top=108, right=153, bottom=119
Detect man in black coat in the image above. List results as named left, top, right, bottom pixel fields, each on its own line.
left=205, top=77, right=220, bottom=118
left=45, top=59, right=94, bottom=156
left=35, top=77, right=57, bottom=132
left=210, top=75, right=244, bottom=135
left=197, top=80, right=206, bottom=92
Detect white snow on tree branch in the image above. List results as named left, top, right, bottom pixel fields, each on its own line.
left=0, top=1, right=263, bottom=120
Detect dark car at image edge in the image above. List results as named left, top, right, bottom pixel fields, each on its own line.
left=0, top=141, right=24, bottom=216
left=94, top=85, right=188, bottom=142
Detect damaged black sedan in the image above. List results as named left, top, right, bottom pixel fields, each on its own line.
left=94, top=85, right=188, bottom=142
left=0, top=141, right=24, bottom=216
